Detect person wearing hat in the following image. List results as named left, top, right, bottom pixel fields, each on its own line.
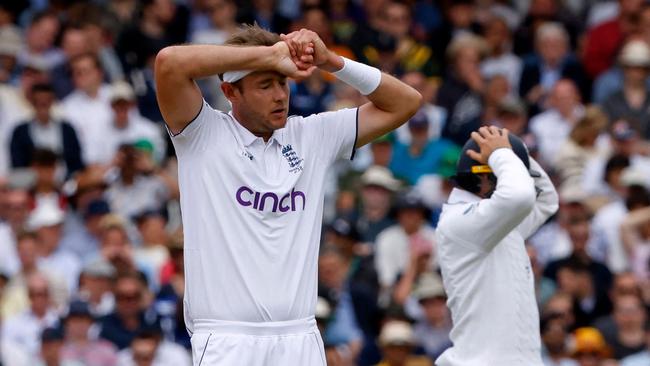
left=375, top=320, right=432, bottom=366
left=570, top=327, right=612, bottom=366
left=390, top=109, right=461, bottom=185
left=376, top=189, right=436, bottom=291
left=78, top=258, right=116, bottom=317
left=602, top=39, right=650, bottom=139
left=9, top=82, right=84, bottom=177
left=60, top=198, right=111, bottom=262
left=103, top=81, right=166, bottom=165
left=36, top=327, right=68, bottom=366
left=408, top=273, right=452, bottom=360
left=355, top=165, right=401, bottom=243
left=61, top=300, right=118, bottom=365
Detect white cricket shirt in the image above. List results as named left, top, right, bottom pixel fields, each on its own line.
left=435, top=149, right=559, bottom=366
left=169, top=101, right=357, bottom=332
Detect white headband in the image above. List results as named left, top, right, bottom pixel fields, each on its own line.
left=222, top=70, right=253, bottom=83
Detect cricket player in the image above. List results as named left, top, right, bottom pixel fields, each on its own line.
left=435, top=126, right=559, bottom=365
left=154, top=25, right=421, bottom=365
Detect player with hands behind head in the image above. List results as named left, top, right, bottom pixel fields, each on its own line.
left=435, top=126, right=559, bottom=365
left=154, top=24, right=421, bottom=366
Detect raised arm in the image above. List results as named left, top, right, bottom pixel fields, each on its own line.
left=516, top=157, right=559, bottom=239
left=281, top=29, right=422, bottom=146
left=154, top=42, right=314, bottom=134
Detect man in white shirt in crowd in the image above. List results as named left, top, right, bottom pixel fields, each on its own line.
left=2, top=272, right=60, bottom=356
left=154, top=24, right=421, bottom=364
left=436, top=127, right=558, bottom=365
left=60, top=53, right=112, bottom=165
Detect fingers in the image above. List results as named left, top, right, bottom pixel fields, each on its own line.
left=466, top=149, right=482, bottom=162
left=470, top=131, right=486, bottom=145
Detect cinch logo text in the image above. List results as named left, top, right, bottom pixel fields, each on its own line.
left=235, top=186, right=306, bottom=212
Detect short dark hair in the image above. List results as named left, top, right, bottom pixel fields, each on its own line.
left=31, top=149, right=59, bottom=167
left=70, top=52, right=102, bottom=72
left=31, top=82, right=55, bottom=95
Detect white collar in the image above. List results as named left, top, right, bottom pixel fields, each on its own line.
left=447, top=188, right=481, bottom=204
left=227, top=111, right=282, bottom=147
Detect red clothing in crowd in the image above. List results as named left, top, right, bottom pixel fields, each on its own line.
left=582, top=20, right=624, bottom=79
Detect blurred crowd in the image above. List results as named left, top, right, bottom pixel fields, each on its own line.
left=4, top=0, right=650, bottom=366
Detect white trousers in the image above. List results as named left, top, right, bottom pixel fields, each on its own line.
left=190, top=316, right=326, bottom=366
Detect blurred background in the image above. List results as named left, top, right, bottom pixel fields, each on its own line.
left=2, top=0, right=650, bottom=365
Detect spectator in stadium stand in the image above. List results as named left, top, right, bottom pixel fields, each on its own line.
left=49, top=25, right=91, bottom=100
left=528, top=245, right=557, bottom=309
left=375, top=320, right=432, bottom=366
left=375, top=190, right=436, bottom=290
left=436, top=33, right=487, bottom=146
left=191, top=0, right=238, bottom=45
left=400, top=272, right=452, bottom=359
left=543, top=292, right=578, bottom=332
left=76, top=258, right=116, bottom=317
left=28, top=203, right=81, bottom=294
left=528, top=79, right=584, bottom=168
left=1, top=231, right=67, bottom=319
left=116, top=0, right=190, bottom=74
left=554, top=106, right=609, bottom=195
left=397, top=72, right=445, bottom=144
left=99, top=272, right=160, bottom=350
left=601, top=40, right=650, bottom=139
left=429, top=0, right=481, bottom=65
left=289, top=70, right=335, bottom=117
left=26, top=149, right=67, bottom=211
left=10, top=83, right=84, bottom=176
left=540, top=312, right=579, bottom=366
left=318, top=246, right=364, bottom=365
left=594, top=294, right=647, bottom=359
left=60, top=300, right=118, bottom=366
left=0, top=187, right=30, bottom=242
left=34, top=327, right=67, bottom=366
left=583, top=0, right=645, bottom=79
left=0, top=186, right=21, bottom=276
left=0, top=57, right=51, bottom=174
left=621, top=325, right=650, bottom=365
left=513, top=0, right=582, bottom=56
left=104, top=81, right=166, bottom=164
left=352, top=165, right=400, bottom=243
left=480, top=74, right=511, bottom=124
left=16, top=10, right=63, bottom=72
left=2, top=272, right=61, bottom=356
left=94, top=214, right=154, bottom=284
left=493, top=95, right=529, bottom=137
left=620, top=202, right=650, bottom=282
left=117, top=327, right=191, bottom=366
left=60, top=53, right=113, bottom=166
left=379, top=1, right=439, bottom=78
left=237, top=0, right=290, bottom=34
left=389, top=111, right=460, bottom=185
left=593, top=36, right=650, bottom=104
left=480, top=15, right=521, bottom=93
left=519, top=23, right=588, bottom=116
left=60, top=199, right=110, bottom=262
left=570, top=327, right=613, bottom=366
left=0, top=24, right=23, bottom=84
left=132, top=209, right=169, bottom=289
left=104, top=144, right=175, bottom=221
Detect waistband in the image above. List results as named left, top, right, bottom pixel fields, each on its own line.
left=193, top=316, right=317, bottom=336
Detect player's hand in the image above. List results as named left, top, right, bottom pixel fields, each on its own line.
left=466, top=126, right=512, bottom=164
left=269, top=41, right=316, bottom=80
left=281, top=29, right=342, bottom=71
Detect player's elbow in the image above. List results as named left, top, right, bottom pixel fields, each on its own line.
left=403, top=88, right=423, bottom=118
left=510, top=183, right=536, bottom=214
left=155, top=46, right=181, bottom=77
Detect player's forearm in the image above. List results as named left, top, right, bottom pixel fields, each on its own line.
left=155, top=44, right=277, bottom=80
left=366, top=75, right=422, bottom=123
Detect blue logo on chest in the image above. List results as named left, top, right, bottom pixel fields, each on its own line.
left=281, top=144, right=304, bottom=173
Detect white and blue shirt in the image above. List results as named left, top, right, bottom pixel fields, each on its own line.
left=169, top=101, right=357, bottom=331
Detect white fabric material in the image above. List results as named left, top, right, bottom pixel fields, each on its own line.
left=375, top=225, right=437, bottom=287
left=592, top=200, right=629, bottom=273
left=1, top=309, right=60, bottom=355
left=529, top=107, right=584, bottom=167
left=222, top=70, right=253, bottom=83
left=60, top=85, right=113, bottom=164
left=118, top=341, right=191, bottom=366
left=332, top=57, right=382, bottom=95
left=435, top=150, right=559, bottom=366
left=189, top=317, right=324, bottom=366
left=169, top=101, right=356, bottom=332
left=0, top=222, right=20, bottom=276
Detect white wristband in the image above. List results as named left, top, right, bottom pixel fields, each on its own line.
left=332, top=57, right=382, bottom=95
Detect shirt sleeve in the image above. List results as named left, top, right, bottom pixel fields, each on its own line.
left=441, top=149, right=537, bottom=251
left=516, top=157, right=559, bottom=239
left=166, top=100, right=225, bottom=156
left=299, top=107, right=358, bottom=164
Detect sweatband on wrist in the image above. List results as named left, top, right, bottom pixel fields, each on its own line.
left=332, top=57, right=382, bottom=95
left=223, top=70, right=253, bottom=83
